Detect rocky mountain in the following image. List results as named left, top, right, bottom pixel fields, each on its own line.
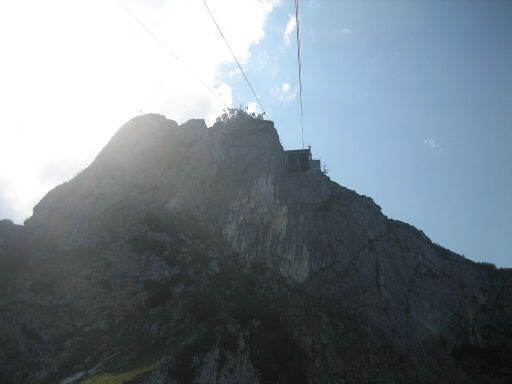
left=0, top=113, right=511, bottom=383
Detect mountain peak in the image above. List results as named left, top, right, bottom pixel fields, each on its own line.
left=2, top=114, right=511, bottom=383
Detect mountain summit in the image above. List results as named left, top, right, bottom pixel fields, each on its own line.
left=1, top=113, right=511, bottom=383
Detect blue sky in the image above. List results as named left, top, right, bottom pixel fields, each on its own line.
left=228, top=1, right=512, bottom=267
left=0, top=0, right=510, bottom=267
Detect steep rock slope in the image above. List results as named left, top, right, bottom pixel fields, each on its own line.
left=25, top=114, right=385, bottom=282
left=0, top=114, right=511, bottom=383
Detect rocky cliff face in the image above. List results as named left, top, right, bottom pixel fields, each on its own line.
left=1, top=113, right=511, bottom=383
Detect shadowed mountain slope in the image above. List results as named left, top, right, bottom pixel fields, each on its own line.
left=1, top=113, right=511, bottom=383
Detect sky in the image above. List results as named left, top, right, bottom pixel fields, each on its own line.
left=0, top=0, right=510, bottom=267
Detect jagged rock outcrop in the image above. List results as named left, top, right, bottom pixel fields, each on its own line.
left=25, top=113, right=386, bottom=282
left=0, top=113, right=511, bottom=383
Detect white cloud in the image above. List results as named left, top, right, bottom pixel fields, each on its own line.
left=424, top=138, right=445, bottom=151
left=283, top=14, right=296, bottom=46
left=247, top=101, right=261, bottom=114
left=337, top=27, right=353, bottom=35
left=0, top=0, right=280, bottom=223
left=270, top=82, right=298, bottom=102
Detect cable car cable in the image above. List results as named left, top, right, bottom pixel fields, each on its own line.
left=200, top=0, right=269, bottom=120
left=117, top=0, right=228, bottom=109
left=294, top=0, right=305, bottom=149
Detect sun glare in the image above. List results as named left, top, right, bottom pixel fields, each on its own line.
left=0, top=0, right=279, bottom=222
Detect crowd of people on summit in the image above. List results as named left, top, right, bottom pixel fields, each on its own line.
left=216, top=105, right=265, bottom=123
